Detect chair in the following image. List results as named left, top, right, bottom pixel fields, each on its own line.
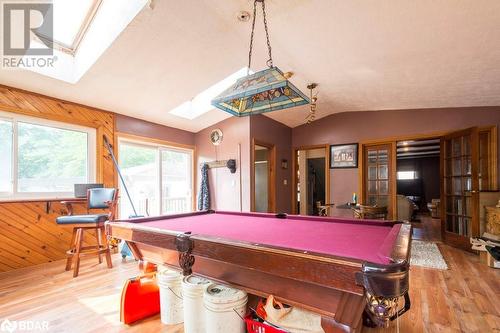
left=427, top=199, right=440, bottom=219
left=56, top=188, right=118, bottom=277
left=352, top=205, right=388, bottom=220
left=397, top=195, right=418, bottom=221
left=316, top=201, right=335, bottom=216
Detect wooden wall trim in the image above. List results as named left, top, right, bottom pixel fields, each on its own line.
left=116, top=132, right=195, bottom=151
left=0, top=85, right=115, bottom=272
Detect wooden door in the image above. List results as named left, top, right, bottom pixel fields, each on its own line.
left=362, top=143, right=395, bottom=218
left=441, top=127, right=480, bottom=249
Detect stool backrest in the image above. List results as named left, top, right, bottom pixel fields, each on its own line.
left=87, top=188, right=117, bottom=209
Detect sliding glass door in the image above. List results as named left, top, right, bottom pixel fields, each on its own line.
left=161, top=149, right=192, bottom=214
left=119, top=142, right=160, bottom=218
left=118, top=138, right=193, bottom=218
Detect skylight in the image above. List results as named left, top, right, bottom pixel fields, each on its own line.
left=22, top=0, right=148, bottom=83
left=169, top=67, right=254, bottom=120
left=37, top=0, right=101, bottom=53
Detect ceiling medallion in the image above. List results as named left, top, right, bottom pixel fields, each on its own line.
left=211, top=0, right=309, bottom=117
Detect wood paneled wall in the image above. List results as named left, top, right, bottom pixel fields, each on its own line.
left=0, top=85, right=115, bottom=272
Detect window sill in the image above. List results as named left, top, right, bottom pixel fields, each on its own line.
left=0, top=197, right=86, bottom=204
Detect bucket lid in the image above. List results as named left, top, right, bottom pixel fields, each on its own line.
left=204, top=284, right=247, bottom=305
left=157, top=269, right=183, bottom=283
left=183, top=275, right=211, bottom=287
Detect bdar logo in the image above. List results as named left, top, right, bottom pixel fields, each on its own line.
left=0, top=319, right=17, bottom=333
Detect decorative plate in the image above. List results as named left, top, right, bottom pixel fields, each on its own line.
left=210, top=128, right=223, bottom=146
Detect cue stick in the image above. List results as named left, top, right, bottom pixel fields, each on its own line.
left=103, top=135, right=139, bottom=217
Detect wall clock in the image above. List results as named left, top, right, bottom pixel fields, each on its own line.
left=210, top=128, right=223, bottom=146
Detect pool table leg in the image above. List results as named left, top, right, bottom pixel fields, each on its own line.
left=126, top=241, right=143, bottom=261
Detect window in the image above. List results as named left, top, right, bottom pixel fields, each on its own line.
left=118, top=138, right=193, bottom=218
left=169, top=67, right=253, bottom=120
left=397, top=171, right=417, bottom=180
left=37, top=0, right=102, bottom=54
left=23, top=0, right=148, bottom=83
left=0, top=111, right=96, bottom=199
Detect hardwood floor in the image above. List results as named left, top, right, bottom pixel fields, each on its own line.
left=0, top=216, right=498, bottom=333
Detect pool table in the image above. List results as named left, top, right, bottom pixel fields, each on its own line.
left=107, top=210, right=412, bottom=332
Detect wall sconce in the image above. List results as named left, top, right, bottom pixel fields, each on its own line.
left=305, top=83, right=318, bottom=124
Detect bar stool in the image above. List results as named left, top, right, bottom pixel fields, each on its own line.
left=56, top=188, right=119, bottom=277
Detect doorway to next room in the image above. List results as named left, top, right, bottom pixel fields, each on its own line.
left=396, top=138, right=441, bottom=240
left=252, top=141, right=276, bottom=213
left=293, top=146, right=329, bottom=216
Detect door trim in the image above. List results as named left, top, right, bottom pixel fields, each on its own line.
left=291, top=145, right=330, bottom=215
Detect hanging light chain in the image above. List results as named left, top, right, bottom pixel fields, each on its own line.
left=247, top=0, right=274, bottom=73
left=261, top=0, right=273, bottom=68
left=247, top=0, right=257, bottom=73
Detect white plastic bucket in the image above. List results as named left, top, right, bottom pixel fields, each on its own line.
left=157, top=269, right=184, bottom=325
left=204, top=284, right=248, bottom=333
left=182, top=275, right=211, bottom=333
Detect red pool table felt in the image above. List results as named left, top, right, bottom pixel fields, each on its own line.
left=132, top=211, right=401, bottom=265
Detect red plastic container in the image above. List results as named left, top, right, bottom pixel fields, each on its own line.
left=245, top=315, right=287, bottom=333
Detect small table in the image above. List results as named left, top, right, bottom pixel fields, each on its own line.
left=336, top=203, right=358, bottom=210
left=317, top=203, right=335, bottom=216
left=107, top=210, right=411, bottom=332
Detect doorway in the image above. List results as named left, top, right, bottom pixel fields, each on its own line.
left=252, top=141, right=276, bottom=213
left=292, top=146, right=330, bottom=216
left=396, top=138, right=441, bottom=239
left=360, top=126, right=497, bottom=250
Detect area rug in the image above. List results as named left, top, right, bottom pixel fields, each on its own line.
left=410, top=240, right=448, bottom=270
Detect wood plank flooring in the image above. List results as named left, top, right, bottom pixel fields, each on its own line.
left=0, top=216, right=498, bottom=333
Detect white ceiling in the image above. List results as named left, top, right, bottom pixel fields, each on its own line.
left=1, top=0, right=500, bottom=132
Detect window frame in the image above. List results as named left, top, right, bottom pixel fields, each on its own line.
left=117, top=134, right=195, bottom=217
left=36, top=0, right=103, bottom=55
left=0, top=110, right=96, bottom=200
left=397, top=171, right=418, bottom=180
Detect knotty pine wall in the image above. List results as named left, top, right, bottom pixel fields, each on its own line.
left=0, top=85, right=115, bottom=272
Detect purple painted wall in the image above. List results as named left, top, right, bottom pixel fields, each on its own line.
left=195, top=117, right=251, bottom=212
left=115, top=114, right=195, bottom=145
left=292, top=107, right=500, bottom=211
left=250, top=115, right=293, bottom=213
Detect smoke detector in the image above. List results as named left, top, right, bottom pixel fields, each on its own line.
left=237, top=11, right=251, bottom=22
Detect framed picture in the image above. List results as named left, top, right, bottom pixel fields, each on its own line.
left=330, top=143, right=358, bottom=168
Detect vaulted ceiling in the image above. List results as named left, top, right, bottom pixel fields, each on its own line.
left=1, top=0, right=500, bottom=132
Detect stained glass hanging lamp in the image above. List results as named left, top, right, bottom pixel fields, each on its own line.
left=211, top=0, right=309, bottom=117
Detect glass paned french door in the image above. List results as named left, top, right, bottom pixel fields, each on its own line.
left=363, top=143, right=394, bottom=217
left=119, top=139, right=193, bottom=218
left=441, top=128, right=479, bottom=249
